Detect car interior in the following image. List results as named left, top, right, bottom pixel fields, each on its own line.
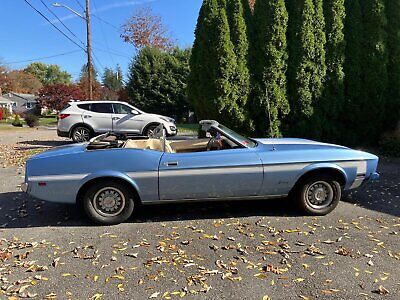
left=86, top=125, right=241, bottom=153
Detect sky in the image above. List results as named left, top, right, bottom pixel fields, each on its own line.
left=0, top=0, right=203, bottom=81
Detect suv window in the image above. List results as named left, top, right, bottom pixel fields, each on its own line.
left=113, top=103, right=133, bottom=114
left=77, top=104, right=91, bottom=111
left=91, top=103, right=113, bottom=114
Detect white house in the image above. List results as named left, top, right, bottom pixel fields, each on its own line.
left=0, top=96, right=15, bottom=115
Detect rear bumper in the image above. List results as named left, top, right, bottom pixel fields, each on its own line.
left=21, top=182, right=29, bottom=193
left=57, top=129, right=69, bottom=138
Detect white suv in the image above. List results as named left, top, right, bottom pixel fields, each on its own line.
left=57, top=101, right=177, bottom=142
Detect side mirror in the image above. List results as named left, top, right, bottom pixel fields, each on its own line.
left=131, top=109, right=139, bottom=115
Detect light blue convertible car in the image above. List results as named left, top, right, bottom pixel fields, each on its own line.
left=22, top=120, right=380, bottom=224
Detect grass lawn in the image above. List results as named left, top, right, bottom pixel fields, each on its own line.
left=177, top=123, right=198, bottom=134
left=38, top=116, right=58, bottom=126
left=0, top=116, right=58, bottom=129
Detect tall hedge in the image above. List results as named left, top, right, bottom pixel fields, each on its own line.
left=343, top=0, right=364, bottom=145
left=226, top=0, right=253, bottom=130
left=188, top=0, right=398, bottom=145
left=188, top=0, right=247, bottom=129
left=251, top=0, right=289, bottom=137
left=287, top=0, right=326, bottom=138
left=385, top=0, right=400, bottom=131
left=318, top=0, right=345, bottom=142
left=361, top=0, right=388, bottom=142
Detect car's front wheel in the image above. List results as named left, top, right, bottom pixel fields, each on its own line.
left=295, top=174, right=342, bottom=215
left=71, top=126, right=92, bottom=143
left=144, top=124, right=161, bottom=137
left=83, top=181, right=135, bottom=225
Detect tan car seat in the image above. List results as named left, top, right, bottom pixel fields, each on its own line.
left=124, top=139, right=174, bottom=153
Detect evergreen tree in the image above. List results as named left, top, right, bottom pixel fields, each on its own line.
left=251, top=0, right=289, bottom=137
left=127, top=47, right=191, bottom=120
left=385, top=0, right=400, bottom=130
left=188, top=0, right=247, bottom=130
left=102, top=66, right=124, bottom=92
left=319, top=0, right=346, bottom=142
left=343, top=0, right=364, bottom=145
left=361, top=0, right=388, bottom=142
left=287, top=0, right=326, bottom=138
left=226, top=0, right=252, bottom=130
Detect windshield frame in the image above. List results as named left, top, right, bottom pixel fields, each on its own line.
left=214, top=124, right=257, bottom=148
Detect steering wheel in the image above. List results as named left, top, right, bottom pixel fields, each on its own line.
left=207, top=137, right=222, bottom=151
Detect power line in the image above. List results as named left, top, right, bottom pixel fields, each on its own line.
left=3, top=50, right=82, bottom=65
left=92, top=0, right=115, bottom=65
left=75, top=0, right=85, bottom=11
left=93, top=47, right=131, bottom=59
left=92, top=14, right=120, bottom=31
left=39, top=0, right=86, bottom=47
left=23, top=0, right=87, bottom=52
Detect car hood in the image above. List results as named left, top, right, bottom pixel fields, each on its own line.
left=29, top=143, right=86, bottom=160
left=254, top=138, right=349, bottom=150
left=145, top=113, right=175, bottom=123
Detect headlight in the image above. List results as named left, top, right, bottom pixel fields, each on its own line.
left=160, top=117, right=175, bottom=123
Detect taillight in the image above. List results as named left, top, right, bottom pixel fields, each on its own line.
left=58, top=114, right=70, bottom=120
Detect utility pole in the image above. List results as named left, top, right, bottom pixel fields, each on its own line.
left=85, top=0, right=93, bottom=100
left=53, top=1, right=93, bottom=100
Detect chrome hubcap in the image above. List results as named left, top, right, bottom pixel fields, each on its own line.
left=93, top=187, right=125, bottom=217
left=73, top=128, right=90, bottom=142
left=306, top=181, right=334, bottom=209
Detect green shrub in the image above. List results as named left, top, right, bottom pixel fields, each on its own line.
left=24, top=114, right=39, bottom=127
left=12, top=115, right=23, bottom=127
left=380, top=136, right=400, bottom=157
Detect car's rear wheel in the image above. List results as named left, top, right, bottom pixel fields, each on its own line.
left=83, top=181, right=135, bottom=225
left=295, top=174, right=341, bottom=215
left=71, top=126, right=92, bottom=143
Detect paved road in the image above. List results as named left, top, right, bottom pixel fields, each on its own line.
left=0, top=129, right=399, bottom=300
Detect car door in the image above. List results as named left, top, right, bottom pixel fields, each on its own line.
left=159, top=148, right=264, bottom=200
left=112, top=103, right=144, bottom=134
left=83, top=103, right=113, bottom=133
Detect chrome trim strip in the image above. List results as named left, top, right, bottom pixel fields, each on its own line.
left=159, top=165, right=262, bottom=177
left=127, top=171, right=158, bottom=179
left=29, top=174, right=89, bottom=181
left=143, top=194, right=288, bottom=204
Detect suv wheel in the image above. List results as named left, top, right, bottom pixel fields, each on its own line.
left=145, top=124, right=160, bottom=137
left=72, top=126, right=92, bottom=143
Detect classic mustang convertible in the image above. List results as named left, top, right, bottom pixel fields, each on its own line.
left=22, top=120, right=379, bottom=225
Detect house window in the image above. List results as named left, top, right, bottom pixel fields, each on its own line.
left=26, top=102, right=35, bottom=109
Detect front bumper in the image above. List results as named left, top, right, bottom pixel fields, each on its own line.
left=367, top=172, right=380, bottom=182
left=166, top=125, right=178, bottom=136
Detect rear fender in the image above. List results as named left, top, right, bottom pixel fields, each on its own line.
left=80, top=171, right=141, bottom=200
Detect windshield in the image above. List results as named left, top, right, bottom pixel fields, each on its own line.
left=217, top=124, right=257, bottom=148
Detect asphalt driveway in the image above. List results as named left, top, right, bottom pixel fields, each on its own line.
left=0, top=129, right=399, bottom=300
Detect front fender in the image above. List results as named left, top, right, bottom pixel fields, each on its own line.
left=296, top=163, right=349, bottom=186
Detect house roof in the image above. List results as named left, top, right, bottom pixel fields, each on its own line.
left=3, top=92, right=38, bottom=102
left=0, top=96, right=15, bottom=104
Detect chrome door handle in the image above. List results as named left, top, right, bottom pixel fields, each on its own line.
left=164, top=161, right=178, bottom=167
left=112, top=117, right=120, bottom=121
left=84, top=115, right=92, bottom=118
